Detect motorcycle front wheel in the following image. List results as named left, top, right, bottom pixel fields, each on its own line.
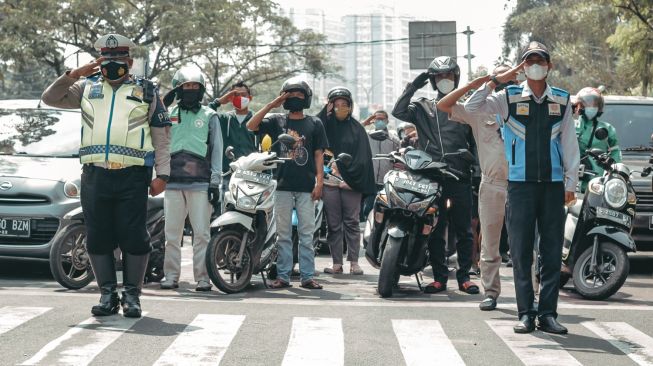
left=49, top=224, right=94, bottom=289
left=378, top=236, right=402, bottom=298
left=572, top=241, right=629, bottom=300
left=206, top=229, right=253, bottom=294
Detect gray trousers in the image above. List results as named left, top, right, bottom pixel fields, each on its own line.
left=323, top=186, right=362, bottom=264
left=478, top=176, right=507, bottom=299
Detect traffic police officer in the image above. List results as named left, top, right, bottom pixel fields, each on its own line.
left=465, top=41, right=580, bottom=334
left=160, top=66, right=223, bottom=291
left=42, top=33, right=172, bottom=318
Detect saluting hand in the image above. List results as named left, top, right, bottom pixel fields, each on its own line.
left=469, top=75, right=491, bottom=90
left=69, top=57, right=104, bottom=79
left=218, top=90, right=237, bottom=105
left=269, top=92, right=289, bottom=109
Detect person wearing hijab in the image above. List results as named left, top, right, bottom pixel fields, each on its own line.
left=318, top=87, right=376, bottom=275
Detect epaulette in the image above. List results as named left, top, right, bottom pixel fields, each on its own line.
left=550, top=86, right=570, bottom=105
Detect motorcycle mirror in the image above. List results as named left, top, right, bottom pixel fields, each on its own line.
left=336, top=153, right=353, bottom=166
left=277, top=133, right=296, bottom=147
left=594, top=127, right=609, bottom=140
left=225, top=146, right=236, bottom=161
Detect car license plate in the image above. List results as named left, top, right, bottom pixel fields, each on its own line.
left=393, top=177, right=431, bottom=195
left=0, top=218, right=30, bottom=238
left=234, top=170, right=272, bottom=185
left=596, top=207, right=631, bottom=228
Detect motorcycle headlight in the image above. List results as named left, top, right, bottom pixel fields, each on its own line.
left=257, top=186, right=274, bottom=204
left=236, top=189, right=257, bottom=210
left=386, top=183, right=406, bottom=208
left=64, top=180, right=80, bottom=198
left=407, top=198, right=431, bottom=214
left=604, top=178, right=627, bottom=209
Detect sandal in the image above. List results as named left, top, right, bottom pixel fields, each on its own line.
left=458, top=281, right=480, bottom=294
left=300, top=279, right=323, bottom=290
left=270, top=279, right=292, bottom=289
left=424, top=281, right=447, bottom=294
left=350, top=263, right=364, bottom=275
left=324, top=266, right=343, bottom=274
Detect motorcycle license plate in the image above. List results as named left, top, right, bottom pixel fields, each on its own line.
left=596, top=207, right=631, bottom=228
left=393, top=177, right=431, bottom=195
left=0, top=217, right=30, bottom=238
left=234, top=170, right=272, bottom=185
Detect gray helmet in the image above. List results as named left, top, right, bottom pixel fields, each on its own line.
left=427, top=56, right=461, bottom=91
left=280, top=77, right=313, bottom=109
left=327, top=86, right=353, bottom=108
left=172, top=66, right=206, bottom=89
left=397, top=122, right=415, bottom=139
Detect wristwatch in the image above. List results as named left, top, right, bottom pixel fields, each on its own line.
left=157, top=175, right=170, bottom=183
left=490, top=75, right=501, bottom=85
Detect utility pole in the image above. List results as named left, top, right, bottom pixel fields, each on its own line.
left=462, top=26, right=475, bottom=81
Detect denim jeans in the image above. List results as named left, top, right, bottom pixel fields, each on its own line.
left=275, top=191, right=316, bottom=283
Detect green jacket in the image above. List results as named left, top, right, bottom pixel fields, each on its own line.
left=576, top=115, right=621, bottom=190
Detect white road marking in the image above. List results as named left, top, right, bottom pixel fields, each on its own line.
left=582, top=322, right=653, bottom=366
left=0, top=306, right=51, bottom=336
left=21, top=313, right=145, bottom=366
left=392, top=319, right=465, bottom=366
left=487, top=320, right=582, bottom=366
left=153, top=314, right=245, bottom=366
left=282, top=317, right=344, bottom=366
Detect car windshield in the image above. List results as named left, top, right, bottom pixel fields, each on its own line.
left=0, top=108, right=80, bottom=157
left=601, top=103, right=653, bottom=151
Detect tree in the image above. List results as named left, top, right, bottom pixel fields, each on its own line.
left=0, top=0, right=336, bottom=99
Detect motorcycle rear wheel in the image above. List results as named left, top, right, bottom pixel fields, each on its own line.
left=49, top=224, right=94, bottom=289
left=378, top=236, right=402, bottom=298
left=572, top=241, right=629, bottom=300
left=206, top=229, right=253, bottom=294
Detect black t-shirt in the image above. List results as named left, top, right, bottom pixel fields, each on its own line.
left=258, top=114, right=329, bottom=192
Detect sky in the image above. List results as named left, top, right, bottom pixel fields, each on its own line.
left=273, top=0, right=515, bottom=74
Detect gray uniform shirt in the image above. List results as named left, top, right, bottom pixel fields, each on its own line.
left=41, top=72, right=171, bottom=176
left=464, top=81, right=580, bottom=191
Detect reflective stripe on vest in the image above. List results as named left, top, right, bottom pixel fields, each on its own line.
left=79, top=79, right=154, bottom=166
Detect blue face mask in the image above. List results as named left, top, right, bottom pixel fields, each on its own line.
left=374, top=119, right=388, bottom=130
left=583, top=107, right=599, bottom=120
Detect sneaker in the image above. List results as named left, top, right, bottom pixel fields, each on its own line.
left=195, top=280, right=212, bottom=292
left=479, top=296, right=497, bottom=311
left=160, top=278, right=179, bottom=289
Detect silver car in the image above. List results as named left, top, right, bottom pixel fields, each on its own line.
left=0, top=99, right=166, bottom=289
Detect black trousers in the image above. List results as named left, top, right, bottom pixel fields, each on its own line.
left=506, top=182, right=564, bottom=318
left=80, top=165, right=151, bottom=255
left=428, top=180, right=473, bottom=284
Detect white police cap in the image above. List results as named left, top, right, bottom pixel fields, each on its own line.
left=94, top=34, right=136, bottom=57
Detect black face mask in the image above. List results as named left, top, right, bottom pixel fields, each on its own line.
left=179, top=90, right=202, bottom=110
left=283, top=97, right=305, bottom=112
left=494, top=80, right=516, bottom=92
left=101, top=61, right=129, bottom=81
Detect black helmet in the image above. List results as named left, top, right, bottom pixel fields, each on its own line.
left=280, top=77, right=313, bottom=109
left=327, top=86, right=353, bottom=108
left=427, top=56, right=461, bottom=91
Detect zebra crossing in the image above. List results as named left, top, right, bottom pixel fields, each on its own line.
left=2, top=305, right=653, bottom=366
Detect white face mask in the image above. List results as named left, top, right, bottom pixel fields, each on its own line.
left=524, top=64, right=548, bottom=81
left=584, top=107, right=599, bottom=120
left=435, top=79, right=455, bottom=94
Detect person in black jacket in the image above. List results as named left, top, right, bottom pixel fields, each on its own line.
left=392, top=56, right=479, bottom=294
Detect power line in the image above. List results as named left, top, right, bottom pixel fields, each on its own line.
left=241, top=32, right=460, bottom=48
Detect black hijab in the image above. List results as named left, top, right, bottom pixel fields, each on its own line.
left=318, top=105, right=376, bottom=195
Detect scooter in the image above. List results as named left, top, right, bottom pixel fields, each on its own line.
left=205, top=134, right=295, bottom=293
left=363, top=148, right=469, bottom=298
left=49, top=196, right=166, bottom=289
left=561, top=128, right=637, bottom=300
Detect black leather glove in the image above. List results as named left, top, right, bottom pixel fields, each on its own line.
left=208, top=187, right=220, bottom=206
left=162, top=86, right=180, bottom=108
left=412, top=72, right=430, bottom=89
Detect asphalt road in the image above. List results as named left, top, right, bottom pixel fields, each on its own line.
left=1, top=243, right=653, bottom=366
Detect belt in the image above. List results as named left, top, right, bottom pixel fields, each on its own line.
left=481, top=174, right=508, bottom=187
left=90, top=162, right=134, bottom=170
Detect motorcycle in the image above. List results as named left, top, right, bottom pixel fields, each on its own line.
left=561, top=128, right=637, bottom=300
left=363, top=148, right=469, bottom=298
left=49, top=196, right=166, bottom=289
left=205, top=134, right=295, bottom=293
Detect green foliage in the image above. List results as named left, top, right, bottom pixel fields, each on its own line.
left=0, top=0, right=336, bottom=100
left=502, top=0, right=652, bottom=96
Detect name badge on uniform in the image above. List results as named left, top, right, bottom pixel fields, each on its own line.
left=88, top=82, right=104, bottom=99
left=548, top=103, right=561, bottom=116
left=516, top=103, right=529, bottom=116
left=131, top=86, right=144, bottom=101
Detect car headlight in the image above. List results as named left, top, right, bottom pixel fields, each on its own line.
left=604, top=178, right=627, bottom=209
left=64, top=180, right=80, bottom=198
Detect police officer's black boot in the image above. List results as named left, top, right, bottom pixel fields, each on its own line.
left=121, top=252, right=149, bottom=318
left=88, top=254, right=120, bottom=316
